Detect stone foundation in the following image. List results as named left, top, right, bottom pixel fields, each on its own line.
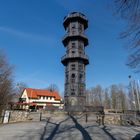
left=2, top=110, right=139, bottom=125
left=104, top=114, right=121, bottom=125
left=9, top=110, right=30, bottom=123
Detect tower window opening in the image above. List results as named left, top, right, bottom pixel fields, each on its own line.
left=79, top=45, right=82, bottom=50
left=79, top=74, right=83, bottom=82
left=71, top=73, right=75, bottom=82
left=79, top=44, right=83, bottom=50
left=79, top=86, right=84, bottom=95
left=71, top=23, right=76, bottom=34
left=72, top=51, right=75, bottom=54
left=72, top=42, right=76, bottom=48
left=78, top=42, right=83, bottom=50
left=79, top=51, right=82, bottom=55
left=71, top=92, right=75, bottom=95
left=71, top=64, right=76, bottom=70
left=71, top=89, right=75, bottom=95
left=71, top=73, right=75, bottom=78
left=79, top=24, right=82, bottom=33
left=66, top=74, right=68, bottom=82
left=79, top=64, right=83, bottom=70
left=71, top=23, right=76, bottom=29
left=79, top=24, right=82, bottom=29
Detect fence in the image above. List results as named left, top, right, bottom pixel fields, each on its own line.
left=0, top=110, right=43, bottom=124
left=1, top=110, right=140, bottom=125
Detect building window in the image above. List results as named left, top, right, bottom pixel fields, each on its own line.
left=71, top=64, right=75, bottom=70
left=71, top=73, right=75, bottom=78
left=71, top=23, right=76, bottom=34
left=79, top=51, right=82, bottom=55
left=50, top=97, right=52, bottom=100
left=79, top=74, right=83, bottom=82
left=71, top=89, right=75, bottom=95
left=72, top=50, right=75, bottom=54
left=79, top=45, right=82, bottom=50
left=71, top=73, right=75, bottom=82
left=71, top=22, right=76, bottom=29
left=71, top=42, right=76, bottom=48
left=79, top=64, right=83, bottom=70
left=71, top=92, right=75, bottom=95
left=43, top=96, right=45, bottom=99
left=66, top=74, right=68, bottom=82
left=79, top=24, right=82, bottom=33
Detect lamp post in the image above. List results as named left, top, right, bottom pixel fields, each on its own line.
left=128, top=75, right=137, bottom=115
left=136, top=80, right=140, bottom=112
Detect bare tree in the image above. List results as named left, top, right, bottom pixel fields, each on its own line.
left=118, top=85, right=128, bottom=110
left=110, top=85, right=118, bottom=110
left=113, top=0, right=140, bottom=71
left=103, top=88, right=111, bottom=109
left=86, top=89, right=92, bottom=105
left=12, top=82, right=28, bottom=102
left=47, top=84, right=59, bottom=92
left=16, top=82, right=28, bottom=93
left=86, top=84, right=129, bottom=110
left=88, top=85, right=103, bottom=106
left=0, top=51, right=14, bottom=114
left=109, top=84, right=128, bottom=110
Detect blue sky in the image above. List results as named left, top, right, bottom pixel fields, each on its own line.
left=0, top=0, right=139, bottom=95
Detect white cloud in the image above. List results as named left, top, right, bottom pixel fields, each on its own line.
left=0, top=26, right=55, bottom=44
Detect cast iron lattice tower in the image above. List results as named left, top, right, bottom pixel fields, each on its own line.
left=61, top=12, right=89, bottom=111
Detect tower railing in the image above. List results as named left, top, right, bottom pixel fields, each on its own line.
left=63, top=32, right=88, bottom=40
left=63, top=12, right=88, bottom=21
left=61, top=53, right=89, bottom=61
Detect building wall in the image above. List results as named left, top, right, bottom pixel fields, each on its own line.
left=21, top=90, right=29, bottom=103
left=21, top=90, right=62, bottom=107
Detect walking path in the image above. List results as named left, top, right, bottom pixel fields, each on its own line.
left=0, top=114, right=140, bottom=140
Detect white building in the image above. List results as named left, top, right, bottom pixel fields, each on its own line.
left=19, top=88, right=63, bottom=110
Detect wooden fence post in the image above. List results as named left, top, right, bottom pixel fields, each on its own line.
left=40, top=112, right=42, bottom=121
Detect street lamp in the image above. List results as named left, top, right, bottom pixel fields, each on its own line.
left=128, top=75, right=137, bottom=112
left=135, top=80, right=140, bottom=112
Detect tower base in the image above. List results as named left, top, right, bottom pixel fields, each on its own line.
left=64, top=96, right=86, bottom=112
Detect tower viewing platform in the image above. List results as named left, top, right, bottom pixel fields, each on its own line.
left=63, top=12, right=88, bottom=30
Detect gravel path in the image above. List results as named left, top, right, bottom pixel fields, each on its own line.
left=0, top=122, right=45, bottom=140
left=0, top=114, right=140, bottom=140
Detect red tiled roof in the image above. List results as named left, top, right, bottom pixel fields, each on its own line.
left=23, top=88, right=61, bottom=100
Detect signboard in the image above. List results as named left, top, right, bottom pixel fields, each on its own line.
left=3, top=110, right=10, bottom=124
